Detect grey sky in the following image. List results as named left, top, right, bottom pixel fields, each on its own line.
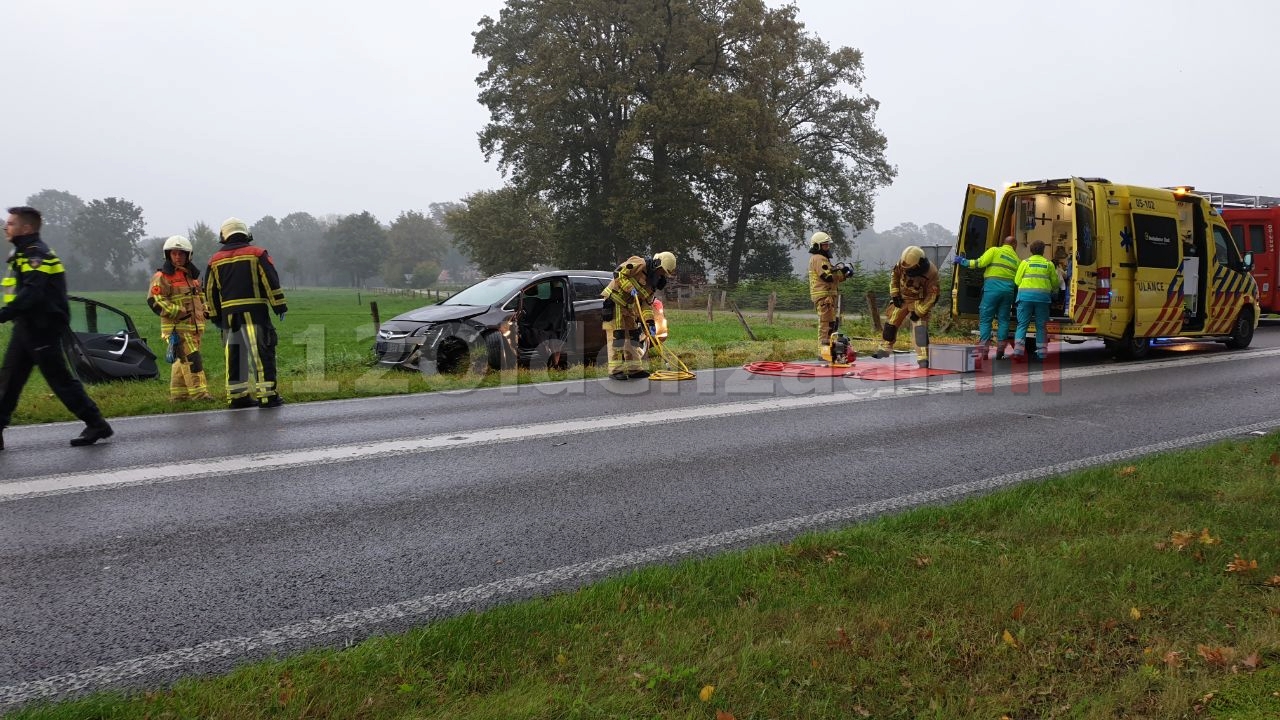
left=7, top=0, right=1279, bottom=242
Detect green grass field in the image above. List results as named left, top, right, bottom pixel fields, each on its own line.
left=0, top=288, right=947, bottom=425
left=10, top=436, right=1280, bottom=719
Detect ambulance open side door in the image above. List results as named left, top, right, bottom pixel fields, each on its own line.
left=1067, top=177, right=1097, bottom=323
left=952, top=184, right=996, bottom=318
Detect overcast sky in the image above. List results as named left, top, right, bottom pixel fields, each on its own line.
left=7, top=0, right=1279, bottom=241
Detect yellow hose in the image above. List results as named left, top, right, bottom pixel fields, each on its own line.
left=634, top=293, right=695, bottom=381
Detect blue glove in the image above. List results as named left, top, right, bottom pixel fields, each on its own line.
left=166, top=333, right=179, bottom=363
left=954, top=254, right=967, bottom=266
left=277, top=311, right=286, bottom=323
left=647, top=321, right=657, bottom=337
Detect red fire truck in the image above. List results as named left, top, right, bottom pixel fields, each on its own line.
left=1194, top=192, right=1280, bottom=316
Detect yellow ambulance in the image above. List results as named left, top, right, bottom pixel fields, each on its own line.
left=951, top=177, right=1259, bottom=358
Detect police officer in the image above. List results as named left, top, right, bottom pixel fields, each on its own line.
left=600, top=251, right=676, bottom=380
left=204, top=217, right=288, bottom=408
left=1011, top=240, right=1055, bottom=363
left=955, top=234, right=1020, bottom=361
left=807, top=231, right=853, bottom=355
left=0, top=206, right=113, bottom=450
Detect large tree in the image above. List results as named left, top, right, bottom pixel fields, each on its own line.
left=444, top=187, right=555, bottom=275
left=68, top=197, right=146, bottom=288
left=323, top=211, right=387, bottom=287
left=186, top=220, right=219, bottom=264
left=25, top=189, right=86, bottom=275
left=472, top=0, right=894, bottom=282
left=382, top=210, right=449, bottom=287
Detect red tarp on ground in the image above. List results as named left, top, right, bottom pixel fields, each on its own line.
left=742, top=360, right=957, bottom=381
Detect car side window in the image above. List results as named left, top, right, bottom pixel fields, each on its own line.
left=1213, top=225, right=1240, bottom=269
left=67, top=299, right=132, bottom=335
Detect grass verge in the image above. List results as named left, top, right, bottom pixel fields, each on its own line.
left=10, top=436, right=1280, bottom=719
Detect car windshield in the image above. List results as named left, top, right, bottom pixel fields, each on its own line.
left=441, top=276, right=528, bottom=307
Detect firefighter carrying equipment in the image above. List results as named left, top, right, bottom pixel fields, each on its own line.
left=871, top=247, right=940, bottom=366
left=601, top=253, right=676, bottom=378
left=634, top=292, right=694, bottom=381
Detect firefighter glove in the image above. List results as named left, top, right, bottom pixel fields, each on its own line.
left=955, top=253, right=966, bottom=266
left=647, top=320, right=657, bottom=337
left=910, top=311, right=920, bottom=321
left=277, top=311, right=286, bottom=323
left=891, top=295, right=904, bottom=308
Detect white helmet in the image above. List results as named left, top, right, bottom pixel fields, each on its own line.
left=652, top=251, right=677, bottom=274
left=900, top=245, right=926, bottom=267
left=163, top=235, right=193, bottom=253
left=810, top=231, right=832, bottom=250
left=219, top=217, right=250, bottom=242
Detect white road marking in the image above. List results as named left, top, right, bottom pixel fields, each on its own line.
left=3, top=346, right=1279, bottom=503
left=3, top=416, right=1278, bottom=707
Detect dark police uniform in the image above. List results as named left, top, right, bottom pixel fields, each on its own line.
left=0, top=233, right=110, bottom=443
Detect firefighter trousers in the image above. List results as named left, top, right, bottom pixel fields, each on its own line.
left=221, top=310, right=279, bottom=402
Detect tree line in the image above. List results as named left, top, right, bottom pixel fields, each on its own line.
left=16, top=189, right=474, bottom=292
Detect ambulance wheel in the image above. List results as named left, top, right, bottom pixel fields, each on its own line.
left=1111, top=324, right=1150, bottom=360
left=1224, top=307, right=1255, bottom=349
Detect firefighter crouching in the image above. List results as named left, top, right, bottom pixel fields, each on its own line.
left=148, top=235, right=212, bottom=401
left=600, top=251, right=677, bottom=381
left=205, top=217, right=288, bottom=409
left=807, top=231, right=853, bottom=356
left=871, top=245, right=940, bottom=368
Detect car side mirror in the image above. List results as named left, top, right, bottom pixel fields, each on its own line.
left=1243, top=251, right=1254, bottom=272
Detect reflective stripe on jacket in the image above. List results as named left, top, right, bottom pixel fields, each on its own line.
left=0, top=234, right=70, bottom=326
left=204, top=241, right=287, bottom=326
left=970, top=245, right=1020, bottom=282
left=601, top=255, right=656, bottom=322
left=808, top=253, right=841, bottom=301
left=1014, top=254, right=1056, bottom=299
left=148, top=268, right=207, bottom=334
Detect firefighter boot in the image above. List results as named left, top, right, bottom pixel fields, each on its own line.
left=870, top=324, right=896, bottom=359
left=71, top=417, right=114, bottom=447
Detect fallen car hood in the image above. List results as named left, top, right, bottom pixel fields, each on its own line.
left=391, top=304, right=489, bottom=324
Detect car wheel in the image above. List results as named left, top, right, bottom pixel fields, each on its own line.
left=483, top=331, right=506, bottom=371
left=1224, top=306, right=1255, bottom=349
left=1111, top=324, right=1150, bottom=360
left=436, top=336, right=471, bottom=374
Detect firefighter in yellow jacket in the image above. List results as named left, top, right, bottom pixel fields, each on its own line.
left=871, top=245, right=940, bottom=368
left=147, top=235, right=212, bottom=401
left=600, top=251, right=677, bottom=380
left=807, top=231, right=853, bottom=354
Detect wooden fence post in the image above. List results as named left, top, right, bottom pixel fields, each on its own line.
left=706, top=292, right=713, bottom=322
left=718, top=290, right=727, bottom=310
left=866, top=291, right=882, bottom=333
left=729, top=300, right=757, bottom=341
left=766, top=291, right=776, bottom=325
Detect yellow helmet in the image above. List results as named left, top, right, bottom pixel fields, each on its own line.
left=810, top=231, right=832, bottom=251
left=162, top=235, right=192, bottom=253
left=219, top=217, right=250, bottom=242
left=653, top=251, right=677, bottom=275
left=900, top=245, right=925, bottom=267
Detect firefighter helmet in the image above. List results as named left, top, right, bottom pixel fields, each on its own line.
left=653, top=251, right=677, bottom=275
left=163, top=235, right=193, bottom=253
left=900, top=245, right=926, bottom=267
left=810, top=231, right=832, bottom=251
left=219, top=217, right=250, bottom=242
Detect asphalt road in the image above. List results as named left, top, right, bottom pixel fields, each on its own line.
left=4, top=330, right=1280, bottom=707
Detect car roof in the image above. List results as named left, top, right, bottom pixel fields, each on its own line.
left=491, top=269, right=613, bottom=281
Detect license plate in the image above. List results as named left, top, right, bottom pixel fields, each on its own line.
left=375, top=341, right=389, bottom=354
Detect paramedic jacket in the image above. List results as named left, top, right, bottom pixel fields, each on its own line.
left=204, top=238, right=288, bottom=328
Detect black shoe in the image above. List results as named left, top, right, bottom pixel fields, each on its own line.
left=70, top=420, right=113, bottom=447
left=608, top=370, right=629, bottom=381
left=995, top=353, right=1006, bottom=361
left=228, top=397, right=257, bottom=409
left=0, top=428, right=4, bottom=451
left=259, top=395, right=286, bottom=409
left=626, top=369, right=651, bottom=379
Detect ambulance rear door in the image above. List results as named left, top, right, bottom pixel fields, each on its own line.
left=952, top=184, right=996, bottom=318
left=1066, top=178, right=1098, bottom=325
left=1127, top=189, right=1184, bottom=339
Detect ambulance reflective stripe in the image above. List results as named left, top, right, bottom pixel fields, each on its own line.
left=1148, top=275, right=1186, bottom=336
left=1206, top=265, right=1252, bottom=333
left=1072, top=286, right=1097, bottom=325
